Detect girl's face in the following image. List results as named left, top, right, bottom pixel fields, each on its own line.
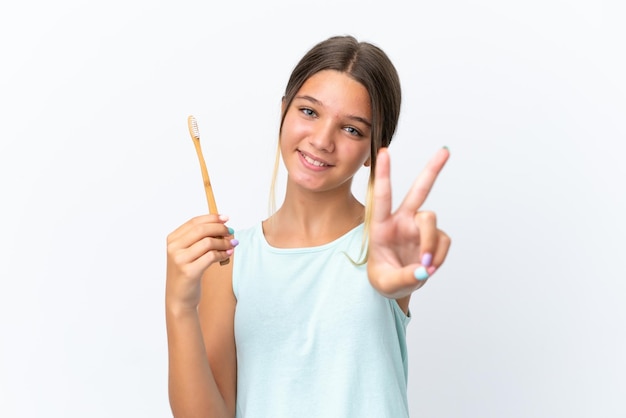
left=280, top=70, right=372, bottom=194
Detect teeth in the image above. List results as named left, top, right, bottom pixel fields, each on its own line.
left=302, top=153, right=327, bottom=167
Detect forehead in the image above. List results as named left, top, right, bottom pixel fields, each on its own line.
left=297, top=70, right=371, bottom=118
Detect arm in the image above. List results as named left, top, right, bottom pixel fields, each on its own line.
left=166, top=215, right=237, bottom=417
left=367, top=147, right=452, bottom=313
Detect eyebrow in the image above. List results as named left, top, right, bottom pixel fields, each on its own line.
left=295, top=95, right=372, bottom=127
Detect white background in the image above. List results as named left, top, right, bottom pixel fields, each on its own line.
left=1, top=0, right=625, bottom=417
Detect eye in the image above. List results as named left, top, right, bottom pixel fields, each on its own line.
left=300, top=107, right=317, bottom=117
left=344, top=126, right=363, bottom=137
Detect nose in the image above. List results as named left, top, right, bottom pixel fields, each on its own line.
left=309, top=121, right=335, bottom=153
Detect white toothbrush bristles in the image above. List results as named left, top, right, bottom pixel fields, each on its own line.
left=189, top=116, right=200, bottom=139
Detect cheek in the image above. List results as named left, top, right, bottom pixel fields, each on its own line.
left=343, top=141, right=371, bottom=166
left=280, top=116, right=311, bottom=144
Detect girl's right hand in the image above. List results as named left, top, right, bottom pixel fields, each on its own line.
left=165, top=214, right=237, bottom=312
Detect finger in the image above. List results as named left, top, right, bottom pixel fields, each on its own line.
left=372, top=147, right=392, bottom=222
left=175, top=243, right=234, bottom=281
left=431, top=230, right=451, bottom=270
left=414, top=210, right=437, bottom=268
left=167, top=214, right=226, bottom=242
left=194, top=246, right=234, bottom=270
left=370, top=264, right=431, bottom=296
left=398, top=147, right=449, bottom=215
left=172, top=224, right=232, bottom=253
left=415, top=230, right=451, bottom=280
left=182, top=236, right=238, bottom=265
left=168, top=217, right=231, bottom=251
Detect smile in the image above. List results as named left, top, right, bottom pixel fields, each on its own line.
left=299, top=151, right=331, bottom=167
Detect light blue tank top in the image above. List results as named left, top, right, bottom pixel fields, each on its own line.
left=233, top=223, right=411, bottom=418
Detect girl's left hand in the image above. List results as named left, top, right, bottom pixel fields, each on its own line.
left=367, top=147, right=451, bottom=299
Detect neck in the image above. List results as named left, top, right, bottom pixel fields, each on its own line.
left=263, top=182, right=365, bottom=248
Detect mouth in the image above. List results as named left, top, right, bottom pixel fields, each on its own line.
left=299, top=150, right=333, bottom=167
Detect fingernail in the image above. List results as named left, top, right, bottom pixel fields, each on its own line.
left=226, top=249, right=234, bottom=255
left=427, top=266, right=437, bottom=275
left=230, top=239, right=239, bottom=247
left=219, top=214, right=230, bottom=222
left=421, top=253, right=433, bottom=268
left=443, top=146, right=449, bottom=151
left=414, top=266, right=429, bottom=281
left=227, top=227, right=235, bottom=235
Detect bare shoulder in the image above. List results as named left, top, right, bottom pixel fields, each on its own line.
left=198, top=255, right=237, bottom=413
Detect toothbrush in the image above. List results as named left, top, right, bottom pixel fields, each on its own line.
left=187, top=115, right=230, bottom=265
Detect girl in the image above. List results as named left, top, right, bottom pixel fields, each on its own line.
left=166, top=35, right=451, bottom=417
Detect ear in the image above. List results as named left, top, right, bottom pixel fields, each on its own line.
left=364, top=156, right=371, bottom=167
